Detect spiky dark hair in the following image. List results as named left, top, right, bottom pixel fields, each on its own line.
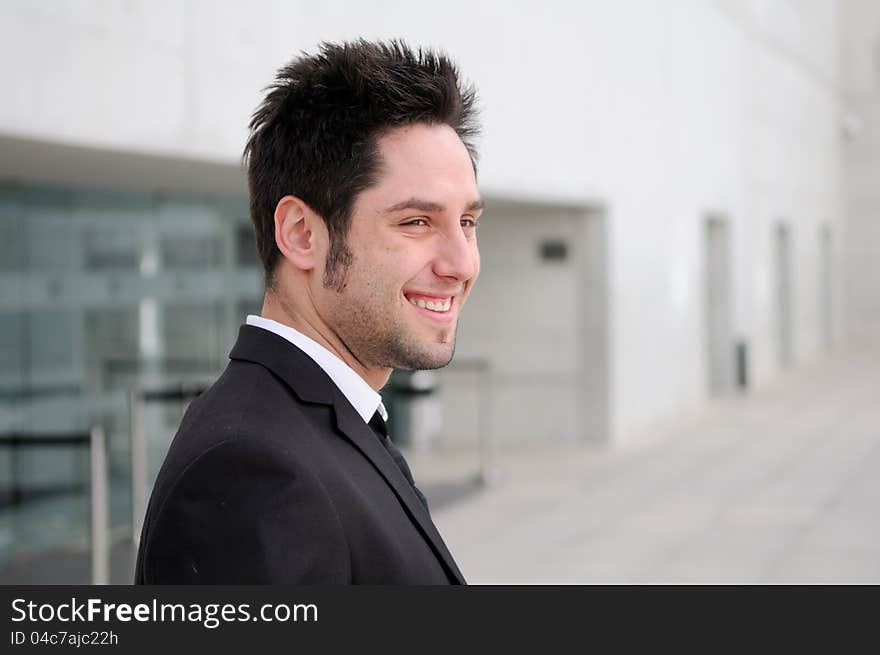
left=242, top=39, right=480, bottom=289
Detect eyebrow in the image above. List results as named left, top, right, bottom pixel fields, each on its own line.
left=384, top=197, right=485, bottom=214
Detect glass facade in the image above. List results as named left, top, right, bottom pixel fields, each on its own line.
left=0, top=183, right=260, bottom=579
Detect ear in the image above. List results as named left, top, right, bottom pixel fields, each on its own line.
left=273, top=195, right=324, bottom=271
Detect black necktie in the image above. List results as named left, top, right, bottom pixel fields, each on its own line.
left=368, top=411, right=430, bottom=511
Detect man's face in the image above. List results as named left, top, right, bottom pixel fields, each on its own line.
left=314, top=123, right=482, bottom=371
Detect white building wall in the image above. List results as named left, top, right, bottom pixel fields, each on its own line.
left=842, top=0, right=880, bottom=335
left=0, top=0, right=847, bottom=444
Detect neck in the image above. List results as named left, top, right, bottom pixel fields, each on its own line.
left=260, top=288, right=392, bottom=392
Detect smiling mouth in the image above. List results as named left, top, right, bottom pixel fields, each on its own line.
left=404, top=293, right=454, bottom=314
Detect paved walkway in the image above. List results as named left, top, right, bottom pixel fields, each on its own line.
left=420, top=334, right=880, bottom=583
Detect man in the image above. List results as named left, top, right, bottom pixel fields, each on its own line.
left=135, top=39, right=482, bottom=584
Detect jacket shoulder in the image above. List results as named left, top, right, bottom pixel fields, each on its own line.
left=139, top=425, right=349, bottom=584
left=136, top=360, right=349, bottom=583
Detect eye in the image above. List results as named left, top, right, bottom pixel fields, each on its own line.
left=403, top=217, right=429, bottom=227
left=461, top=216, right=479, bottom=229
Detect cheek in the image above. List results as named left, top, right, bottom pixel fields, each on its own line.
left=363, top=259, right=409, bottom=297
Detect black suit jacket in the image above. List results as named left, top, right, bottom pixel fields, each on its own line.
left=134, top=325, right=465, bottom=584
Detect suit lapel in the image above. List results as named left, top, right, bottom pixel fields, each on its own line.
left=331, top=391, right=465, bottom=584
left=229, top=325, right=466, bottom=584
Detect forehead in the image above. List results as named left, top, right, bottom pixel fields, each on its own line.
left=363, top=123, right=479, bottom=208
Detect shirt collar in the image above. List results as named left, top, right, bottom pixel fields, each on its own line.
left=245, top=315, right=384, bottom=424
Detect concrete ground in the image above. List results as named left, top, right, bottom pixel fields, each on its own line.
left=418, top=334, right=880, bottom=584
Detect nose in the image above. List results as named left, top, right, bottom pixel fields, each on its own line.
left=432, top=223, right=479, bottom=283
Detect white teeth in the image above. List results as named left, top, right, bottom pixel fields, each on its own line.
left=409, top=297, right=452, bottom=312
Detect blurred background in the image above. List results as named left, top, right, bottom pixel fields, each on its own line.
left=1, top=0, right=879, bottom=583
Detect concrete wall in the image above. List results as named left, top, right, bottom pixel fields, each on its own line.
left=0, top=0, right=848, bottom=445
left=441, top=200, right=608, bottom=447
left=842, top=0, right=880, bottom=335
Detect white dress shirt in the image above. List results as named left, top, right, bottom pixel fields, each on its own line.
left=245, top=315, right=388, bottom=423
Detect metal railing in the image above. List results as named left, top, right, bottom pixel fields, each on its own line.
left=89, top=425, right=108, bottom=585
left=3, top=365, right=488, bottom=583
left=0, top=426, right=109, bottom=585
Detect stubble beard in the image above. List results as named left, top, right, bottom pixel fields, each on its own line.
left=331, top=296, right=458, bottom=372
left=323, top=254, right=458, bottom=372
left=375, top=324, right=457, bottom=371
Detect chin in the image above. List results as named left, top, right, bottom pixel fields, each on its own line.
left=393, top=342, right=455, bottom=371
left=420, top=355, right=454, bottom=371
